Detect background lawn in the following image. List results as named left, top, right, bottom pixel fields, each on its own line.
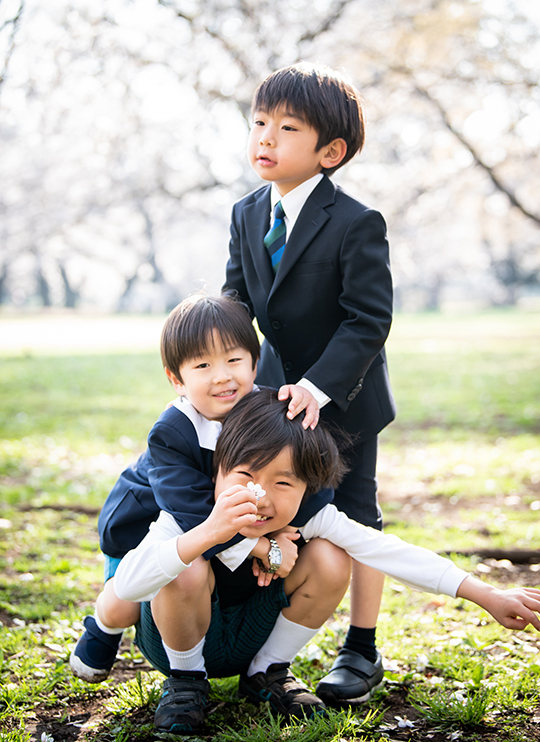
left=1, top=309, right=539, bottom=742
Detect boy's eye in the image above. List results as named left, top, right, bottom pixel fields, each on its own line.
left=253, top=119, right=265, bottom=127
left=228, top=356, right=243, bottom=363
left=195, top=362, right=210, bottom=369
left=282, top=125, right=297, bottom=131
left=236, top=469, right=253, bottom=479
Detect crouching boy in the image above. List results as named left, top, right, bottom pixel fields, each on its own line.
left=114, top=389, right=540, bottom=733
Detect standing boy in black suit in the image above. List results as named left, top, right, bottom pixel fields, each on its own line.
left=223, top=62, right=396, bottom=706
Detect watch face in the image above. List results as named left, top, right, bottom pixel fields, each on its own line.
left=266, top=539, right=282, bottom=573
left=269, top=548, right=282, bottom=567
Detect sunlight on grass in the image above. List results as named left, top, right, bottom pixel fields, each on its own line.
left=1, top=310, right=539, bottom=741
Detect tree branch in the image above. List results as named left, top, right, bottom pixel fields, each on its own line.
left=0, top=0, right=25, bottom=93
left=440, top=548, right=540, bottom=564
left=298, top=0, right=354, bottom=44
left=157, top=0, right=254, bottom=79
left=414, top=83, right=540, bottom=226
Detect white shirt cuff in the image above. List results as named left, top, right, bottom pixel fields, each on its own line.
left=438, top=567, right=470, bottom=598
left=217, top=537, right=259, bottom=571
left=297, top=378, right=331, bottom=408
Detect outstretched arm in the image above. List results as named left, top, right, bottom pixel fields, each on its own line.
left=457, top=576, right=540, bottom=631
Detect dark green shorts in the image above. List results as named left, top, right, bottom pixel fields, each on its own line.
left=135, top=579, right=289, bottom=678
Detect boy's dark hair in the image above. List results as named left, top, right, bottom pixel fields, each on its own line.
left=214, top=388, right=348, bottom=496
left=161, top=294, right=260, bottom=379
left=252, top=62, right=364, bottom=175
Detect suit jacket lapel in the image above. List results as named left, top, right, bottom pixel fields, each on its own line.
left=271, top=176, right=335, bottom=295
left=243, top=186, right=274, bottom=295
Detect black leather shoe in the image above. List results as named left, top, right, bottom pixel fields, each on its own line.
left=316, top=649, right=384, bottom=706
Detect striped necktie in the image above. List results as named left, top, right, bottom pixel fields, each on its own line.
left=264, top=201, right=286, bottom=274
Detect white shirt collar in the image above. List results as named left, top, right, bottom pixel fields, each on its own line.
left=171, top=384, right=260, bottom=451
left=270, top=173, right=324, bottom=233
left=172, top=397, right=222, bottom=451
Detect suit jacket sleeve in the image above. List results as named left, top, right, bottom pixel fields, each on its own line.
left=303, top=208, right=393, bottom=411
left=223, top=201, right=254, bottom=315
left=147, top=417, right=217, bottom=534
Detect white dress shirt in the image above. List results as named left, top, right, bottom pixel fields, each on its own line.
left=114, top=504, right=469, bottom=603
left=269, top=173, right=323, bottom=233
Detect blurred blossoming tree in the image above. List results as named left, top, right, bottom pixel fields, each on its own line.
left=0, top=0, right=538, bottom=311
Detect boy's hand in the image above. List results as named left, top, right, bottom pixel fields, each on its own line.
left=485, top=587, right=540, bottom=630
left=252, top=531, right=300, bottom=587
left=278, top=384, right=319, bottom=430
left=457, top=577, right=540, bottom=631
left=205, top=485, right=258, bottom=545
left=176, top=485, right=258, bottom=566
left=251, top=558, right=274, bottom=587
left=250, top=537, right=275, bottom=588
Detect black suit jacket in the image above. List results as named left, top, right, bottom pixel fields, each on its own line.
left=224, top=175, right=396, bottom=438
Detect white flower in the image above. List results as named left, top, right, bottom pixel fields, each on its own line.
left=41, top=733, right=55, bottom=742
left=416, top=653, right=429, bottom=671
left=395, top=715, right=416, bottom=728
left=247, top=481, right=266, bottom=501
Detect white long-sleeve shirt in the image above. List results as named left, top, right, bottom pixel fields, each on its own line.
left=114, top=504, right=468, bottom=603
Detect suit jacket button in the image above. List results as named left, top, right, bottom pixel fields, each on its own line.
left=283, top=361, right=293, bottom=371
left=271, top=321, right=281, bottom=330
left=347, top=392, right=356, bottom=402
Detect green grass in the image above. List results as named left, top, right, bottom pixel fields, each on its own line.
left=1, top=309, right=540, bottom=741
left=384, top=311, right=540, bottom=437
left=0, top=352, right=169, bottom=448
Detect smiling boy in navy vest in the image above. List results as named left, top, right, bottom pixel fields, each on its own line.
left=223, top=62, right=396, bottom=706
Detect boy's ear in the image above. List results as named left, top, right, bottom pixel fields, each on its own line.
left=165, top=367, right=185, bottom=395
left=319, top=138, right=347, bottom=170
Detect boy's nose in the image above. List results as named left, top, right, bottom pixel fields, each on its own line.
left=259, top=130, right=274, bottom=146
left=213, top=365, right=232, bottom=382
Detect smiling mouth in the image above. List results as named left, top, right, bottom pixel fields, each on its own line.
left=257, top=156, right=275, bottom=165
left=256, top=515, right=271, bottom=521
left=214, top=390, right=237, bottom=398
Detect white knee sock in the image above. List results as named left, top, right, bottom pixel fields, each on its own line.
left=163, top=636, right=206, bottom=675
left=94, top=611, right=124, bottom=636
left=247, top=613, right=320, bottom=677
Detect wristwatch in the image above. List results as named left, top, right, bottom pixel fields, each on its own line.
left=256, top=537, right=282, bottom=574
left=266, top=538, right=282, bottom=574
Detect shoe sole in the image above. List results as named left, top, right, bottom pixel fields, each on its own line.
left=317, top=679, right=385, bottom=707
left=239, top=685, right=326, bottom=719
left=69, top=651, right=111, bottom=683
left=155, top=722, right=202, bottom=734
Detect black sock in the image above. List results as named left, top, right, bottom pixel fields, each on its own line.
left=343, top=626, right=377, bottom=664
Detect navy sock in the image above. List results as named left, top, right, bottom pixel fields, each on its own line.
left=343, top=626, right=377, bottom=664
